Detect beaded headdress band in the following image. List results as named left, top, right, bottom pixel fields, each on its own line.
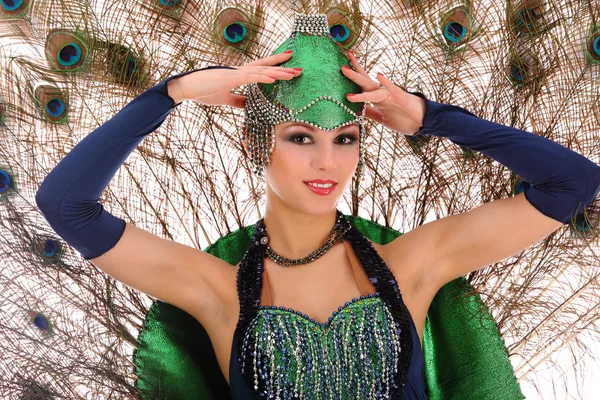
left=243, top=12, right=366, bottom=178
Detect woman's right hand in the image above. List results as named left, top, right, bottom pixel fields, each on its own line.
left=167, top=51, right=301, bottom=107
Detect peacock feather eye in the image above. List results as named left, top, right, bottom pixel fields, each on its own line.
left=440, top=7, right=472, bottom=48
left=26, top=311, right=53, bottom=338
left=509, top=0, right=544, bottom=34
left=406, top=131, right=431, bottom=153
left=325, top=6, right=361, bottom=49
left=45, top=29, right=88, bottom=71
left=212, top=7, right=257, bottom=50
left=0, top=167, right=16, bottom=198
left=34, top=86, right=68, bottom=123
left=224, top=21, right=247, bottom=44
left=572, top=211, right=594, bottom=234
left=513, top=177, right=532, bottom=195
left=460, top=146, right=475, bottom=159
left=586, top=27, right=600, bottom=63
left=157, top=0, right=181, bottom=10
left=32, top=235, right=63, bottom=262
left=507, top=50, right=542, bottom=90
left=0, top=0, right=30, bottom=17
left=105, top=43, right=148, bottom=87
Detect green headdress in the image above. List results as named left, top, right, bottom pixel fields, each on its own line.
left=243, top=12, right=366, bottom=177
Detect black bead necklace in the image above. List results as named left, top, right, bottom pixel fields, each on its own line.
left=261, top=210, right=351, bottom=267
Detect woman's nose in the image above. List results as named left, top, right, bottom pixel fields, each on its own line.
left=311, top=144, right=337, bottom=170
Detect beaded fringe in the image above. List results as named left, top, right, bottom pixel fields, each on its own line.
left=233, top=210, right=413, bottom=399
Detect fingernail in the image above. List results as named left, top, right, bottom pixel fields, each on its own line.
left=342, top=65, right=350, bottom=70
left=347, top=93, right=355, bottom=97
left=269, top=76, right=277, bottom=79
left=377, top=72, right=384, bottom=77
left=293, top=68, right=303, bottom=71
left=284, top=50, right=292, bottom=54
left=348, top=50, right=354, bottom=57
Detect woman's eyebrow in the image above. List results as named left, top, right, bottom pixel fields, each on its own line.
left=285, top=122, right=316, bottom=131
left=284, top=122, right=358, bottom=132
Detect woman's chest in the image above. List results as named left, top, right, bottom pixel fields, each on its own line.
left=237, top=295, right=402, bottom=396
left=203, top=243, right=426, bottom=385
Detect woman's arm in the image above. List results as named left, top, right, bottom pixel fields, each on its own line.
left=411, top=93, right=600, bottom=224
left=35, top=66, right=236, bottom=260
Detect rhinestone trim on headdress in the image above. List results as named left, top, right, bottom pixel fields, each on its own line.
left=243, top=12, right=367, bottom=178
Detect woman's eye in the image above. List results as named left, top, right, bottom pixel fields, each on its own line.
left=290, top=134, right=312, bottom=144
left=338, top=135, right=357, bottom=145
left=289, top=134, right=357, bottom=145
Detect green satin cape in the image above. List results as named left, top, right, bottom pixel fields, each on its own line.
left=133, top=214, right=525, bottom=399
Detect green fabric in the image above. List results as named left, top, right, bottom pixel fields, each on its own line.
left=264, top=34, right=362, bottom=130
left=133, top=215, right=525, bottom=399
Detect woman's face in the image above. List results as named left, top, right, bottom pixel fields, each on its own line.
left=263, top=121, right=360, bottom=215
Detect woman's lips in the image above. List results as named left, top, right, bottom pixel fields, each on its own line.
left=304, top=182, right=337, bottom=195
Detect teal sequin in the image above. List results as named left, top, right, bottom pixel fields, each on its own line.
left=240, top=294, right=401, bottom=398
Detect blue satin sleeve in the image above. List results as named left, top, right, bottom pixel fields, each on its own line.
left=35, top=66, right=236, bottom=260
left=409, top=92, right=600, bottom=224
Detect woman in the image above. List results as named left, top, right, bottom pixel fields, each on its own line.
left=35, top=12, right=600, bottom=399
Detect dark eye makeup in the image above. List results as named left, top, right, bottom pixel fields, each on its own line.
left=288, top=133, right=358, bottom=145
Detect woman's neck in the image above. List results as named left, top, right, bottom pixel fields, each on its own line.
left=262, top=203, right=338, bottom=260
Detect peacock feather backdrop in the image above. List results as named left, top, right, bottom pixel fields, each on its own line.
left=1, top=0, right=600, bottom=399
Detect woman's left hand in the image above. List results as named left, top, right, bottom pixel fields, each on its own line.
left=341, top=51, right=426, bottom=136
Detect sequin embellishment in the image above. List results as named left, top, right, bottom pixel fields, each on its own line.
left=233, top=210, right=413, bottom=399
left=242, top=294, right=401, bottom=398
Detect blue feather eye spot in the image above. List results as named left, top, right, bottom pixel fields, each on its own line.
left=106, top=44, right=146, bottom=86
left=46, top=30, right=88, bottom=71
left=330, top=24, right=350, bottom=42
left=325, top=6, right=360, bottom=48
left=508, top=54, right=539, bottom=88
left=45, top=98, right=65, bottom=118
left=57, top=43, right=82, bottom=66
left=26, top=311, right=53, bottom=338
left=0, top=169, right=13, bottom=194
left=114, top=53, right=140, bottom=80
left=586, top=31, right=600, bottom=63
left=43, top=239, right=58, bottom=257
left=1, top=0, right=23, bottom=11
left=441, top=9, right=471, bottom=48
left=514, top=178, right=531, bottom=195
left=158, top=0, right=180, bottom=8
left=214, top=7, right=255, bottom=50
left=223, top=22, right=247, bottom=44
left=36, top=86, right=69, bottom=123
left=513, top=7, right=542, bottom=31
left=573, top=212, right=593, bottom=233
left=32, top=235, right=63, bottom=261
left=511, top=63, right=524, bottom=84
left=444, top=22, right=466, bottom=43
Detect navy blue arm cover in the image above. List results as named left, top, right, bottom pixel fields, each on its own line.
left=35, top=66, right=236, bottom=260
left=410, top=92, right=600, bottom=224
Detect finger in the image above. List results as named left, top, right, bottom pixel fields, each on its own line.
left=365, top=105, right=383, bottom=123
left=341, top=65, right=379, bottom=91
left=239, top=65, right=300, bottom=73
left=346, top=87, right=389, bottom=103
left=230, top=70, right=299, bottom=89
left=245, top=51, right=293, bottom=67
left=375, top=73, right=401, bottom=95
left=346, top=51, right=369, bottom=77
left=250, top=66, right=302, bottom=75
